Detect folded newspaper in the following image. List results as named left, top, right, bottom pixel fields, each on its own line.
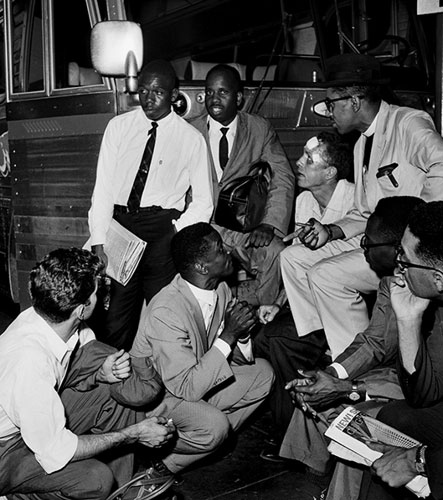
left=325, top=406, right=430, bottom=498
left=104, top=219, right=147, bottom=286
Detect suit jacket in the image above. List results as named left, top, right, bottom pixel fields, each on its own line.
left=191, top=111, right=295, bottom=236
left=333, top=278, right=403, bottom=400
left=335, top=277, right=443, bottom=405
left=131, top=274, right=249, bottom=402
left=338, top=100, right=443, bottom=239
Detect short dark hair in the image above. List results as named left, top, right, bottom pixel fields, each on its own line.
left=139, top=59, right=178, bottom=90
left=171, top=222, right=218, bottom=275
left=333, top=85, right=382, bottom=104
left=29, top=248, right=104, bottom=323
left=408, top=201, right=443, bottom=267
left=206, top=64, right=243, bottom=92
left=317, top=131, right=353, bottom=180
left=371, top=196, right=425, bottom=242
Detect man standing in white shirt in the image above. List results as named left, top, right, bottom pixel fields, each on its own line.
left=88, top=59, right=213, bottom=350
left=0, top=248, right=174, bottom=500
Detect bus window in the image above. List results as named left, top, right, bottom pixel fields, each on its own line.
left=10, top=0, right=43, bottom=93
left=53, top=0, right=102, bottom=88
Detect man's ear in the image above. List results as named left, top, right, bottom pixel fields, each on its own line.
left=236, top=91, right=243, bottom=107
left=194, top=262, right=208, bottom=275
left=75, top=304, right=85, bottom=321
left=326, top=166, right=337, bottom=180
left=433, top=270, right=443, bottom=294
left=171, top=88, right=179, bottom=102
left=351, top=95, right=361, bottom=112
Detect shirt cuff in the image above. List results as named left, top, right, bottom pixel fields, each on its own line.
left=213, top=338, right=231, bottom=358
left=237, top=338, right=254, bottom=362
left=36, top=430, right=78, bottom=474
left=329, top=362, right=349, bottom=379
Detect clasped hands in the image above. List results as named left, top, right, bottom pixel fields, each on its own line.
left=285, top=368, right=352, bottom=412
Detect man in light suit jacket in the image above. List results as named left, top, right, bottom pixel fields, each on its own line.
left=131, top=222, right=274, bottom=480
left=191, top=64, right=295, bottom=306
left=281, top=53, right=443, bottom=360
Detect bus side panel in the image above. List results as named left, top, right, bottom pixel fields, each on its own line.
left=7, top=93, right=115, bottom=307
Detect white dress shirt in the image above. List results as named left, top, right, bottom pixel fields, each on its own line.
left=207, top=115, right=238, bottom=181
left=88, top=107, right=213, bottom=245
left=186, top=280, right=253, bottom=362
left=293, top=179, right=355, bottom=243
left=0, top=308, right=95, bottom=473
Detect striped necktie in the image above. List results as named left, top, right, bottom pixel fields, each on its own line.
left=127, top=122, right=158, bottom=212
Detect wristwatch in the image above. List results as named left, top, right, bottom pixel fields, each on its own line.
left=348, top=380, right=362, bottom=402
left=415, top=444, right=428, bottom=476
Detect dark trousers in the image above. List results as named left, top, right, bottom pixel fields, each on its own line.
left=253, top=307, right=328, bottom=441
left=358, top=399, right=443, bottom=500
left=0, top=371, right=138, bottom=499
left=94, top=207, right=180, bottom=351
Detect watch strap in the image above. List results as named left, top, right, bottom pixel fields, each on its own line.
left=415, top=444, right=427, bottom=476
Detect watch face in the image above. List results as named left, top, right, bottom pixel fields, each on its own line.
left=416, top=462, right=426, bottom=475
left=348, top=391, right=360, bottom=401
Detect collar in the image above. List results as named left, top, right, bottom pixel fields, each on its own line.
left=141, top=107, right=175, bottom=129
left=207, top=114, right=238, bottom=134
left=185, top=280, right=217, bottom=307
left=32, top=308, right=79, bottom=363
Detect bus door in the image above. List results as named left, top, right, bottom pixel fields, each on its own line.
left=4, top=0, right=120, bottom=307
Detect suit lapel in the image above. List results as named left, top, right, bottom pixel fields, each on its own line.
left=207, top=284, right=229, bottom=346
left=222, top=112, right=245, bottom=184
left=176, top=276, right=209, bottom=352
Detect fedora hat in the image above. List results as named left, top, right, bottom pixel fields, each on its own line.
left=321, top=53, right=390, bottom=87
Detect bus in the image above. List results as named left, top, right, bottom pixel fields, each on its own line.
left=0, top=0, right=439, bottom=307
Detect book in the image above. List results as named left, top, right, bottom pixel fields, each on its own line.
left=103, top=219, right=147, bottom=286
left=325, top=406, right=430, bottom=498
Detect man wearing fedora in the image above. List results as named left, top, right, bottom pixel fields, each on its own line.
left=280, top=53, right=443, bottom=362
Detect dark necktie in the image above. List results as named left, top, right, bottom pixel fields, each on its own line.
left=127, top=122, right=158, bottom=212
left=219, top=127, right=229, bottom=170
left=363, top=134, right=373, bottom=173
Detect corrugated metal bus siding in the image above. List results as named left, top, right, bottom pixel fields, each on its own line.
left=7, top=92, right=115, bottom=305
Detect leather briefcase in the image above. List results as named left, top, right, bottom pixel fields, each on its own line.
left=214, top=161, right=271, bottom=233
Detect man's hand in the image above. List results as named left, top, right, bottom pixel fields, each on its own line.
left=97, top=349, right=132, bottom=384
left=299, top=219, right=330, bottom=249
left=245, top=224, right=275, bottom=248
left=92, top=244, right=109, bottom=268
left=132, top=416, right=176, bottom=448
left=284, top=219, right=329, bottom=250
left=219, top=300, right=257, bottom=347
left=369, top=443, right=418, bottom=488
left=390, top=274, right=430, bottom=321
left=258, top=304, right=280, bottom=324
left=285, top=369, right=352, bottom=409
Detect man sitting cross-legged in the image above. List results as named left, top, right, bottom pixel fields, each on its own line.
left=131, top=222, right=274, bottom=480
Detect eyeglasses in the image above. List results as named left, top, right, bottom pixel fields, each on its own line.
left=313, top=95, right=364, bottom=117
left=360, top=234, right=397, bottom=252
left=395, top=246, right=441, bottom=273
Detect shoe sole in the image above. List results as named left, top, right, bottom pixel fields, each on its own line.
left=105, top=472, right=175, bottom=500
